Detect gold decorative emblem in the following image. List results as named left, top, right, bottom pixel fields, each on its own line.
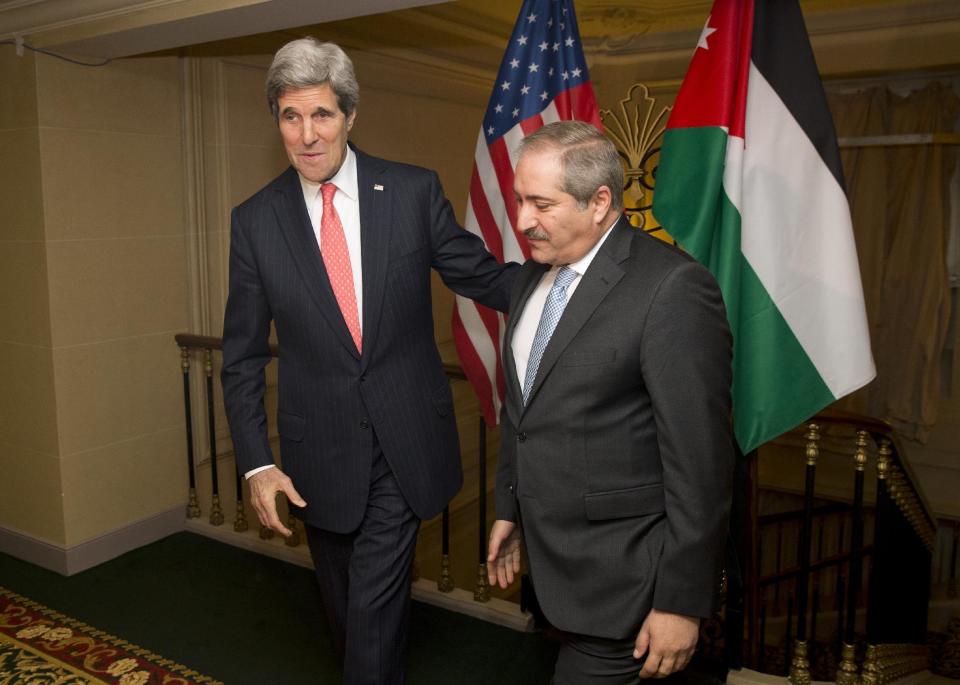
left=600, top=83, right=672, bottom=241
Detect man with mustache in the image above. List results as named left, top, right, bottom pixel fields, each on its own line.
left=487, top=121, right=735, bottom=684
left=221, top=38, right=517, bottom=684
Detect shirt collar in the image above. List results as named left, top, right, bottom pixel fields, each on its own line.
left=298, top=146, right=358, bottom=203
left=564, top=216, right=620, bottom=277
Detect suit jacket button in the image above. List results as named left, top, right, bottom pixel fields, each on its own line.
left=360, top=419, right=369, bottom=429
left=508, top=484, right=514, bottom=493
left=517, top=432, right=526, bottom=442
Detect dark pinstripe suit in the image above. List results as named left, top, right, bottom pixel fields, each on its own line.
left=221, top=146, right=517, bottom=683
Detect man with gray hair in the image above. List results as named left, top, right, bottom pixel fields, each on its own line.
left=221, top=37, right=517, bottom=684
left=487, top=121, right=735, bottom=684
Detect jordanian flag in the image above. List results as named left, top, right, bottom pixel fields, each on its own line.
left=652, top=0, right=876, bottom=454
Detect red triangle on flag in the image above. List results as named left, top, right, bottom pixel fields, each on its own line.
left=666, top=0, right=754, bottom=139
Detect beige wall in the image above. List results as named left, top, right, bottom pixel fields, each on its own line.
left=0, top=49, right=190, bottom=549
left=39, top=54, right=189, bottom=547
left=0, top=49, right=64, bottom=544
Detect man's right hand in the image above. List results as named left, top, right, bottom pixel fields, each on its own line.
left=247, top=467, right=307, bottom=537
left=487, top=519, right=522, bottom=589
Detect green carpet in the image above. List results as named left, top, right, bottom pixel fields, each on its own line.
left=0, top=532, right=557, bottom=684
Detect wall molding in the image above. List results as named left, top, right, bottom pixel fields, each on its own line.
left=0, top=505, right=186, bottom=576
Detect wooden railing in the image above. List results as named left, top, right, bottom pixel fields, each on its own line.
left=174, top=333, right=940, bottom=679
left=736, top=412, right=937, bottom=685
left=173, top=333, right=521, bottom=623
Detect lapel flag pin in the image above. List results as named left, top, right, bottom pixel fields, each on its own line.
left=374, top=184, right=384, bottom=191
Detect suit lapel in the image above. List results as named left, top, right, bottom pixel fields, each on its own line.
left=504, top=260, right=549, bottom=427
left=522, top=218, right=632, bottom=412
left=273, top=166, right=360, bottom=360
left=356, top=149, right=391, bottom=373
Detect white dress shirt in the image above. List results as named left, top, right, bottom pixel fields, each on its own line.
left=300, top=146, right=363, bottom=332
left=512, top=221, right=618, bottom=389
left=246, top=147, right=362, bottom=481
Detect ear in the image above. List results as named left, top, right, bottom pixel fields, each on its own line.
left=591, top=185, right=614, bottom=224
left=346, top=109, right=357, bottom=132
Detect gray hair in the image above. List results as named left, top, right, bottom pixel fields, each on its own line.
left=266, top=38, right=359, bottom=120
left=517, top=121, right=624, bottom=212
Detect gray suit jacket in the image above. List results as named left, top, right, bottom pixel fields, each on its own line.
left=495, top=217, right=734, bottom=639
left=222, top=146, right=518, bottom=533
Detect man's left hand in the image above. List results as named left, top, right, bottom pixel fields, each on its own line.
left=634, top=608, right=700, bottom=678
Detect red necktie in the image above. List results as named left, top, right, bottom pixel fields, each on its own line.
left=320, top=183, right=362, bottom=353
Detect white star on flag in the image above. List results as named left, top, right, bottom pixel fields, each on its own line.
left=571, top=67, right=582, bottom=77
left=529, top=63, right=539, bottom=72
left=517, top=35, right=528, bottom=45
left=512, top=107, right=519, bottom=117
left=521, top=85, right=531, bottom=95
left=698, top=15, right=717, bottom=50
left=540, top=91, right=548, bottom=101
left=487, top=126, right=494, bottom=135
left=510, top=58, right=520, bottom=69
left=539, top=41, right=549, bottom=51
left=552, top=42, right=560, bottom=51
left=495, top=104, right=503, bottom=113
left=500, top=81, right=511, bottom=91
left=527, top=12, right=537, bottom=22
left=565, top=36, right=574, bottom=47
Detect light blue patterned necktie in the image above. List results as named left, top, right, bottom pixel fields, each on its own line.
left=522, top=266, right=578, bottom=405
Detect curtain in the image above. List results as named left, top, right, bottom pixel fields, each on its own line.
left=827, top=83, right=959, bottom=441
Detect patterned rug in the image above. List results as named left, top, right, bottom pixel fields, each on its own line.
left=0, top=586, right=222, bottom=684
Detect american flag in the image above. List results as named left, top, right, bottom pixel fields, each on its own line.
left=453, top=0, right=602, bottom=425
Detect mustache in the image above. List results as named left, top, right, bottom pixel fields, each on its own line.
left=524, top=228, right=549, bottom=241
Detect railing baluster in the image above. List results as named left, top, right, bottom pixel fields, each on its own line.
left=726, top=446, right=751, bottom=671
left=233, top=470, right=248, bottom=532
left=809, top=516, right=824, bottom=676
left=204, top=349, right=223, bottom=525
left=809, top=578, right=820, bottom=676
left=785, top=592, right=795, bottom=676
left=837, top=429, right=869, bottom=684
left=474, top=416, right=490, bottom=602
left=751, top=526, right=763, bottom=668
left=789, top=422, right=819, bottom=685
left=285, top=515, right=300, bottom=546
left=834, top=516, right=846, bottom=659
left=759, top=597, right=767, bottom=673
left=181, top=346, right=201, bottom=519
left=775, top=522, right=783, bottom=607
left=866, top=438, right=890, bottom=645
left=438, top=506, right=453, bottom=592
left=950, top=522, right=959, bottom=599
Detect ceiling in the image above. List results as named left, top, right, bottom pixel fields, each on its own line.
left=2, top=0, right=958, bottom=79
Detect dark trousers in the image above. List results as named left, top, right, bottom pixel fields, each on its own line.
left=552, top=633, right=642, bottom=685
left=305, top=449, right=420, bottom=685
